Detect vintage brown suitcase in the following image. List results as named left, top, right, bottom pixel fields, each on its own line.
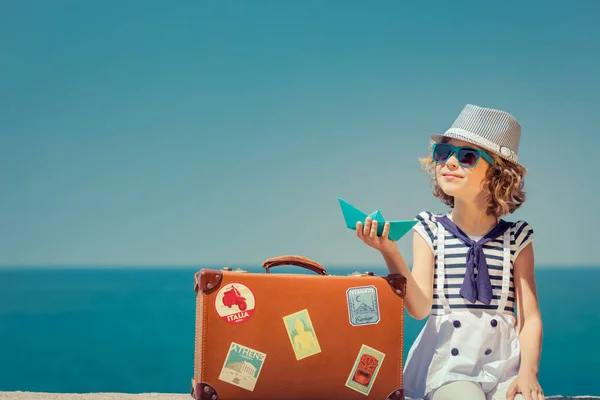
left=190, top=255, right=407, bottom=400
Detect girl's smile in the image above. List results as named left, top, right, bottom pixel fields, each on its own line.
left=442, top=172, right=463, bottom=180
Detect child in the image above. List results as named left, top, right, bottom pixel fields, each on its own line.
left=356, top=104, right=544, bottom=400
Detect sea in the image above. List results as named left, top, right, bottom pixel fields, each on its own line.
left=0, top=265, right=598, bottom=397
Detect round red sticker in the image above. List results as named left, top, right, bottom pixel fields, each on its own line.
left=214, top=282, right=256, bottom=324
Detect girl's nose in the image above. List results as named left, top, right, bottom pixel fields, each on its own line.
left=445, top=153, right=459, bottom=169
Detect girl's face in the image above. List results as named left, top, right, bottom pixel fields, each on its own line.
left=434, top=138, right=492, bottom=200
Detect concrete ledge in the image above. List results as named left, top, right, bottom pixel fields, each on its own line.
left=0, top=394, right=188, bottom=400
left=0, top=393, right=598, bottom=400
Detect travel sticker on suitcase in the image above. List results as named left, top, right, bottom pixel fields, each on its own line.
left=345, top=344, right=386, bottom=395
left=214, top=282, right=256, bottom=324
left=282, top=309, right=322, bottom=360
left=218, top=342, right=267, bottom=392
left=346, top=285, right=381, bottom=326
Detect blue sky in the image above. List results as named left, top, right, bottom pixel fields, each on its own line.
left=1, top=0, right=599, bottom=267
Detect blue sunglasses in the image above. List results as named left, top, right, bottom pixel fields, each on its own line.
left=432, top=143, right=494, bottom=168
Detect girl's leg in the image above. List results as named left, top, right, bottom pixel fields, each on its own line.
left=428, top=381, right=486, bottom=400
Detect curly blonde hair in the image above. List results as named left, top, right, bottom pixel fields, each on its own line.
left=419, top=138, right=527, bottom=218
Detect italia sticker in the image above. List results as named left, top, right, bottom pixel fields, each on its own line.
left=214, top=282, right=256, bottom=324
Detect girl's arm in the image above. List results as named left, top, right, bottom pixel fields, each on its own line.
left=356, top=218, right=434, bottom=320
left=507, top=242, right=545, bottom=400
left=380, top=231, right=435, bottom=320
left=513, top=242, right=543, bottom=376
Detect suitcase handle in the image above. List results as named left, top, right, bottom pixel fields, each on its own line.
left=262, top=255, right=328, bottom=275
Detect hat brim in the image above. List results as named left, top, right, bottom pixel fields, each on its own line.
left=430, top=132, right=523, bottom=167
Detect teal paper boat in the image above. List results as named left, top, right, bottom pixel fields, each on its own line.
left=338, top=198, right=417, bottom=242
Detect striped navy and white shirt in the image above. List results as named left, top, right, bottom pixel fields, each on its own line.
left=413, top=211, right=534, bottom=315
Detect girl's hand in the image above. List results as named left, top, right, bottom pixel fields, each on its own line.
left=506, top=372, right=545, bottom=400
left=356, top=217, right=398, bottom=256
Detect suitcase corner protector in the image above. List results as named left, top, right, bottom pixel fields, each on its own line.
left=191, top=380, right=218, bottom=400
left=386, top=388, right=405, bottom=400
left=385, top=273, right=407, bottom=297
left=194, top=269, right=223, bottom=293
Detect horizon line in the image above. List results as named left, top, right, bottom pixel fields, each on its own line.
left=0, top=263, right=598, bottom=270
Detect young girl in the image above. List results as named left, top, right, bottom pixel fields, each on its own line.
left=356, top=104, right=544, bottom=400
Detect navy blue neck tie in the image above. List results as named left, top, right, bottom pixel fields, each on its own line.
left=437, top=216, right=513, bottom=305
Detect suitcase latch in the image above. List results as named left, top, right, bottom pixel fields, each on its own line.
left=349, top=271, right=376, bottom=276
left=222, top=266, right=248, bottom=273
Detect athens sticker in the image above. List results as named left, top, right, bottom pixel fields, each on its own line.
left=282, top=309, right=322, bottom=360
left=345, top=344, right=385, bottom=396
left=218, top=342, right=266, bottom=392
left=214, top=282, right=255, bottom=324
left=346, top=285, right=380, bottom=326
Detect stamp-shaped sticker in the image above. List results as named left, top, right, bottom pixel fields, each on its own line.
left=345, top=344, right=386, bottom=396
left=214, top=282, right=256, bottom=324
left=282, top=309, right=322, bottom=360
left=346, top=285, right=380, bottom=326
left=218, top=342, right=267, bottom=392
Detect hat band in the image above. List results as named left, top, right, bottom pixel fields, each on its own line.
left=444, top=127, right=519, bottom=163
